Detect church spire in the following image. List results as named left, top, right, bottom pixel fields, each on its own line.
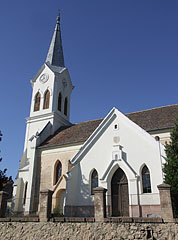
left=46, top=10, right=65, bottom=67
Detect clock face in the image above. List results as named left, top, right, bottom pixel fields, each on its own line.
left=39, top=73, right=49, bottom=84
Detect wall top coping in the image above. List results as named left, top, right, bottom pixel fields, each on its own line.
left=93, top=187, right=107, bottom=193
left=157, top=183, right=171, bottom=190
left=1, top=216, right=178, bottom=223
left=2, top=217, right=178, bottom=223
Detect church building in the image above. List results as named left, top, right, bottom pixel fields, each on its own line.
left=13, top=13, right=178, bottom=218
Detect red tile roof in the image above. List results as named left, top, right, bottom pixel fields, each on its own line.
left=126, top=104, right=178, bottom=131
left=40, top=104, right=178, bottom=148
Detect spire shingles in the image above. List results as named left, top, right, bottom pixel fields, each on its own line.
left=46, top=11, right=65, bottom=67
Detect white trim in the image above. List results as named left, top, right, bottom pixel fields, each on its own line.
left=71, top=108, right=116, bottom=165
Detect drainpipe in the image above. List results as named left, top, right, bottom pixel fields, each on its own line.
left=136, top=175, right=142, bottom=217
left=155, top=136, right=164, bottom=181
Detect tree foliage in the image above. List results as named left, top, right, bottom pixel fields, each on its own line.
left=0, top=130, right=10, bottom=191
left=163, top=118, right=178, bottom=216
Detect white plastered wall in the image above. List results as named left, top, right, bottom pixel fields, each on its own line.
left=66, top=108, right=165, bottom=212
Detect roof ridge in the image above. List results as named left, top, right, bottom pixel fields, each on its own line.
left=74, top=104, right=178, bottom=124
left=74, top=118, right=103, bottom=125
left=126, top=104, right=178, bottom=115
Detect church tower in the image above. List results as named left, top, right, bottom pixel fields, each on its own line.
left=14, top=12, right=73, bottom=214
left=25, top=12, right=73, bottom=149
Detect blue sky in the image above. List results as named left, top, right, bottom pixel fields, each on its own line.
left=0, top=0, right=177, bottom=179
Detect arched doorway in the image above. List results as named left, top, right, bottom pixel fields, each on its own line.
left=56, top=189, right=66, bottom=215
left=111, top=168, right=129, bottom=216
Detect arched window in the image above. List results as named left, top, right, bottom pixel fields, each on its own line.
left=91, top=169, right=98, bottom=195
left=55, top=161, right=62, bottom=184
left=64, top=97, right=68, bottom=116
left=58, top=93, right=62, bottom=112
left=23, top=182, right=28, bottom=205
left=142, top=165, right=151, bottom=193
left=43, top=90, right=50, bottom=109
left=34, top=92, right=41, bottom=111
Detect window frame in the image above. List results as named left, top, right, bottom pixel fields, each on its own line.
left=64, top=97, right=68, bottom=116
left=141, top=165, right=152, bottom=194
left=43, top=89, right=50, bottom=109
left=54, top=160, right=62, bottom=185
left=58, top=92, right=62, bottom=112
left=23, top=181, right=28, bottom=205
left=90, top=169, right=99, bottom=195
left=34, top=92, right=41, bottom=111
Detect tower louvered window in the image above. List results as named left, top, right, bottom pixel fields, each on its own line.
left=34, top=92, right=41, bottom=111
left=64, top=97, right=68, bottom=116
left=43, top=90, right=50, bottom=109
left=58, top=93, right=62, bottom=111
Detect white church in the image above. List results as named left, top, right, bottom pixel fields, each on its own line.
left=13, top=13, right=178, bottom=218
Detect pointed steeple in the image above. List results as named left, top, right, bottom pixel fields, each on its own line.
left=46, top=11, right=65, bottom=67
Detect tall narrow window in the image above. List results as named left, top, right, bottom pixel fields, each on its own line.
left=34, top=92, right=41, bottom=111
left=91, top=169, right=98, bottom=195
left=43, top=90, right=50, bottom=109
left=23, top=182, right=28, bottom=205
left=55, top=161, right=62, bottom=184
left=58, top=93, right=62, bottom=112
left=142, top=165, right=151, bottom=193
left=64, top=97, right=68, bottom=116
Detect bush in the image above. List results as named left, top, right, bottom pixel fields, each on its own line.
left=163, top=118, right=178, bottom=217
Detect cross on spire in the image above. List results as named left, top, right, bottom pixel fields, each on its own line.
left=57, top=9, right=60, bottom=24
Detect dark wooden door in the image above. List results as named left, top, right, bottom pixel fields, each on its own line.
left=111, top=168, right=129, bottom=216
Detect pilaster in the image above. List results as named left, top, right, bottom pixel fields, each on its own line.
left=94, top=187, right=107, bottom=222
left=39, top=189, right=53, bottom=222
left=157, top=183, right=173, bottom=221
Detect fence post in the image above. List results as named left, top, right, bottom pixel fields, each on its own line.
left=39, top=189, right=53, bottom=222
left=93, top=187, right=107, bottom=222
left=157, top=183, right=173, bottom=221
left=0, top=191, right=9, bottom=217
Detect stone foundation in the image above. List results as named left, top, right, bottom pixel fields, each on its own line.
left=0, top=221, right=178, bottom=239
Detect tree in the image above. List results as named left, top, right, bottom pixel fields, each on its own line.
left=163, top=118, right=178, bottom=217
left=0, top=130, right=10, bottom=191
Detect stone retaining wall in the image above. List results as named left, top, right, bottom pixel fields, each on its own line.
left=0, top=222, right=178, bottom=240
